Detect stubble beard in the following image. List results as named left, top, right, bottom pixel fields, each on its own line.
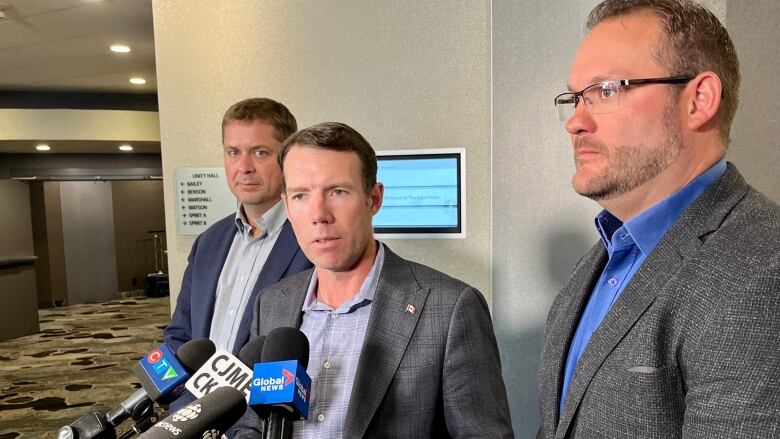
left=573, top=105, right=683, bottom=201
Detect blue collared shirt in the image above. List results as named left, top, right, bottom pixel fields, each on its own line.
left=294, top=242, right=385, bottom=439
left=559, top=159, right=727, bottom=414
left=209, top=201, right=287, bottom=352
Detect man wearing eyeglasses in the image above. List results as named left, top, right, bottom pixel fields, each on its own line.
left=538, top=1, right=780, bottom=438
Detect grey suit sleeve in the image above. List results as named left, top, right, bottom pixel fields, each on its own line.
left=681, top=273, right=780, bottom=438
left=442, top=287, right=514, bottom=438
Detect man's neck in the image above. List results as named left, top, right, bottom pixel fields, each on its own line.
left=315, top=242, right=378, bottom=310
left=600, top=151, right=724, bottom=222
left=241, top=201, right=275, bottom=238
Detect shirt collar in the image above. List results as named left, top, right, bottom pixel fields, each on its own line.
left=234, top=200, right=287, bottom=239
left=595, top=158, right=727, bottom=256
left=302, top=241, right=385, bottom=314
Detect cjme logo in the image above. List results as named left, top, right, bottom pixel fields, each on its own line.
left=253, top=369, right=294, bottom=391
left=148, top=348, right=179, bottom=381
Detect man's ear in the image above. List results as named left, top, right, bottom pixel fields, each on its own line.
left=685, top=71, right=722, bottom=131
left=369, top=183, right=384, bottom=215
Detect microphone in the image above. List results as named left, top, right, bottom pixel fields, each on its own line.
left=106, top=338, right=216, bottom=425
left=58, top=339, right=215, bottom=439
left=184, top=341, right=257, bottom=401
left=237, top=336, right=266, bottom=367
left=248, top=327, right=311, bottom=439
left=56, top=412, right=115, bottom=439
left=139, top=387, right=247, bottom=439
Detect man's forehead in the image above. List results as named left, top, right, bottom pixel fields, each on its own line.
left=569, top=13, right=664, bottom=86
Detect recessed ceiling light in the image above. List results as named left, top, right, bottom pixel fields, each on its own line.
left=118, top=144, right=134, bottom=151
left=110, top=44, right=131, bottom=53
left=36, top=144, right=51, bottom=151
left=129, top=77, right=146, bottom=85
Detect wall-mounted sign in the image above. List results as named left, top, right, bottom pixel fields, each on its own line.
left=175, top=168, right=236, bottom=236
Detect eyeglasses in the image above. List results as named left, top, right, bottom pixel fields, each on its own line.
left=553, top=76, right=693, bottom=121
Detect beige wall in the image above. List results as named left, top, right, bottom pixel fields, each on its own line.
left=112, top=180, right=166, bottom=293
left=153, top=0, right=493, bottom=306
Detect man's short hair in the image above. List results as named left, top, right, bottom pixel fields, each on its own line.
left=221, top=98, right=298, bottom=143
left=587, top=0, right=740, bottom=144
left=278, top=122, right=377, bottom=194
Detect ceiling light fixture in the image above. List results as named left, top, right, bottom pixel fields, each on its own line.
left=110, top=44, right=131, bottom=53
left=129, top=77, right=146, bottom=85
left=36, top=144, right=51, bottom=151
left=118, top=144, right=133, bottom=151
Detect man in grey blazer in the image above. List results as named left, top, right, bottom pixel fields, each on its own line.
left=233, top=122, right=513, bottom=438
left=539, top=1, right=780, bottom=438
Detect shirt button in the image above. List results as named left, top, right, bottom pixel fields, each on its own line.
left=608, top=277, right=618, bottom=287
left=240, top=276, right=246, bottom=283
left=330, top=314, right=337, bottom=320
left=317, top=413, right=325, bottom=422
left=323, top=361, right=332, bottom=369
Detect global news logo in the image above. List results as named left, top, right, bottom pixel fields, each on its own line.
left=147, top=348, right=179, bottom=381
left=253, top=368, right=295, bottom=391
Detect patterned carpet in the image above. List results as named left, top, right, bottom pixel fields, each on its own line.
left=0, top=296, right=171, bottom=438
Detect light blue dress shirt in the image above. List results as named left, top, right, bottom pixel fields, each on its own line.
left=294, top=242, right=385, bottom=439
left=559, top=159, right=727, bottom=413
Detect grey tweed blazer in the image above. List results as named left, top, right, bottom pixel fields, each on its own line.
left=537, top=163, right=780, bottom=439
left=233, top=245, right=514, bottom=438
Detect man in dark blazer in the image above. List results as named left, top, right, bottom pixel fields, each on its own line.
left=540, top=1, right=780, bottom=438
left=233, top=122, right=513, bottom=438
left=164, top=98, right=311, bottom=409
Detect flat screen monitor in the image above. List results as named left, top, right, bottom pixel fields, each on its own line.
left=373, top=148, right=465, bottom=239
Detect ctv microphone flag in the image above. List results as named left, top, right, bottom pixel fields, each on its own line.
left=185, top=348, right=254, bottom=401
left=249, top=360, right=311, bottom=420
left=133, top=343, right=190, bottom=404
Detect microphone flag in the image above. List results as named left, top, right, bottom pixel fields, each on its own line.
left=133, top=343, right=189, bottom=403
left=185, top=348, right=254, bottom=401
left=248, top=360, right=311, bottom=420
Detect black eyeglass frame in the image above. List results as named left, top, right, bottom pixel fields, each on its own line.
left=553, top=75, right=694, bottom=110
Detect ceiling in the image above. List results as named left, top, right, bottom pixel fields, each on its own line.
left=0, top=0, right=156, bottom=93
left=0, top=0, right=159, bottom=155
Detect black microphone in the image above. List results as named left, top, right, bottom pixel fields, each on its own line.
left=58, top=339, right=216, bottom=439
left=248, top=327, right=311, bottom=439
left=138, top=387, right=247, bottom=439
left=106, top=338, right=216, bottom=426
left=237, top=335, right=266, bottom=367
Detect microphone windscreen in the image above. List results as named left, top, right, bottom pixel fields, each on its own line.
left=261, top=327, right=310, bottom=369
left=140, top=387, right=247, bottom=438
left=176, top=338, right=216, bottom=373
left=238, top=336, right=265, bottom=366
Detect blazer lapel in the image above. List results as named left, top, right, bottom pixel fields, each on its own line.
left=255, top=270, right=312, bottom=336
left=555, top=163, right=749, bottom=438
left=555, top=240, right=685, bottom=439
left=540, top=244, right=606, bottom=437
left=196, top=217, right=236, bottom=337
left=343, top=248, right=430, bottom=439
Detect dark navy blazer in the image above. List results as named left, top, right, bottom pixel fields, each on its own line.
left=164, top=213, right=311, bottom=355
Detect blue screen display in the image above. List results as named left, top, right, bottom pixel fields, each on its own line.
left=374, top=153, right=461, bottom=234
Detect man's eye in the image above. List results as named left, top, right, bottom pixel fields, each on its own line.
left=291, top=193, right=305, bottom=200
left=254, top=150, right=269, bottom=157
left=600, top=85, right=617, bottom=99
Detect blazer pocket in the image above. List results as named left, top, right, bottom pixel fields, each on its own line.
left=605, top=365, right=679, bottom=394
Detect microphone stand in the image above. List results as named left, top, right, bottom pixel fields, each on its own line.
left=263, top=411, right=293, bottom=439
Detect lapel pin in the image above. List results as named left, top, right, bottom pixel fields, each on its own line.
left=404, top=304, right=416, bottom=315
